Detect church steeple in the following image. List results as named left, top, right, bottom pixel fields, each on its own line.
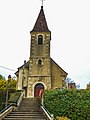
left=15, top=1, right=68, bottom=98
left=31, top=6, right=50, bottom=32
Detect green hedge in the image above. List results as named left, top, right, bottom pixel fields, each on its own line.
left=9, top=90, right=21, bottom=103
left=44, top=89, right=90, bottom=120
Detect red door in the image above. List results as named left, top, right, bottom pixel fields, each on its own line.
left=34, top=83, right=44, bottom=97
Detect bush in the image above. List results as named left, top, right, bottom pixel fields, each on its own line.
left=56, top=116, right=70, bottom=120
left=0, top=90, right=21, bottom=110
left=44, top=89, right=90, bottom=120
left=0, top=90, right=6, bottom=110
left=9, top=91, right=21, bottom=103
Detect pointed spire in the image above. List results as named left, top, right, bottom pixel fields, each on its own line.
left=31, top=6, right=50, bottom=32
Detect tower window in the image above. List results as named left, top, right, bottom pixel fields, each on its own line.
left=38, top=59, right=42, bottom=65
left=38, top=35, right=43, bottom=45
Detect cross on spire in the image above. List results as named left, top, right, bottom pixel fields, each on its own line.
left=41, top=0, right=45, bottom=7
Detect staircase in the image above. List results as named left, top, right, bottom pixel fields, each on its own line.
left=3, top=98, right=47, bottom=120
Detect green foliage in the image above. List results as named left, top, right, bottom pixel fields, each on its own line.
left=0, top=90, right=6, bottom=110
left=9, top=91, right=21, bottom=103
left=44, top=89, right=90, bottom=120
left=0, top=90, right=21, bottom=110
left=0, top=79, right=7, bottom=90
left=8, top=79, right=17, bottom=90
left=0, top=76, right=17, bottom=110
left=56, top=116, right=70, bottom=120
left=0, top=79, right=17, bottom=90
left=0, top=74, right=5, bottom=80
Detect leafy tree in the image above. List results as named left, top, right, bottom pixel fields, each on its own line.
left=0, top=78, right=17, bottom=90
left=0, top=74, right=5, bottom=80
left=8, top=79, right=17, bottom=90
left=0, top=77, right=17, bottom=110
left=0, top=79, right=7, bottom=90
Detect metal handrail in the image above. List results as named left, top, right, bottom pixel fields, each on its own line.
left=0, top=91, right=23, bottom=114
left=0, top=103, right=16, bottom=114
left=42, top=104, right=51, bottom=116
left=41, top=103, right=56, bottom=120
left=16, top=91, right=23, bottom=107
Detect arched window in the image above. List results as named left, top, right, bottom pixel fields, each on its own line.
left=38, top=35, right=43, bottom=45
left=38, top=59, right=42, bottom=65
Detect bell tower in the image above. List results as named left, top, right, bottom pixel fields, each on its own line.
left=27, top=6, right=51, bottom=97
left=16, top=3, right=68, bottom=98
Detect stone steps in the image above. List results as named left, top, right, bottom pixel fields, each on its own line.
left=4, top=118, right=46, bottom=120
left=3, top=98, right=47, bottom=120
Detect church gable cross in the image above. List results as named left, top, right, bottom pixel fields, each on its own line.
left=41, top=0, right=45, bottom=7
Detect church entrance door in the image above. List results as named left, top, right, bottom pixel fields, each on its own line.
left=34, top=83, right=44, bottom=97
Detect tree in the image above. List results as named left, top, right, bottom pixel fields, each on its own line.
left=0, top=74, right=5, bottom=80
left=8, top=79, right=17, bottom=90
left=0, top=79, right=7, bottom=90
left=0, top=77, right=17, bottom=90
left=0, top=75, right=17, bottom=110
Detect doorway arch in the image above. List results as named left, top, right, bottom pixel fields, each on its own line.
left=34, top=83, right=44, bottom=97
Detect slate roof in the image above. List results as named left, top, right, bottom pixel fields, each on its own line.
left=15, top=61, right=29, bottom=76
left=50, top=58, right=68, bottom=75
left=31, top=6, right=50, bottom=32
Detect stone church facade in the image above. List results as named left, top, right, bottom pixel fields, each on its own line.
left=15, top=6, right=68, bottom=98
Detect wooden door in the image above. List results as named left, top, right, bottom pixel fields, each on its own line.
left=34, top=83, right=44, bottom=97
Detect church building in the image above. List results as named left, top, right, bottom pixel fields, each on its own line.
left=15, top=5, right=68, bottom=98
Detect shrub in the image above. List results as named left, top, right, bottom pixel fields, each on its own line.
left=9, top=91, right=21, bottom=103
left=56, top=116, right=70, bottom=120
left=44, top=89, right=90, bottom=120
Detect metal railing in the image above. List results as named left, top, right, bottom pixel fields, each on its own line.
left=0, top=104, right=15, bottom=120
left=40, top=102, right=56, bottom=120
left=0, top=103, right=16, bottom=114
left=40, top=95, right=56, bottom=120
left=17, top=91, right=24, bottom=107
left=0, top=91, right=23, bottom=120
left=0, top=91, right=23, bottom=113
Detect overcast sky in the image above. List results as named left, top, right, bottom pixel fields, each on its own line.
left=0, top=0, right=90, bottom=89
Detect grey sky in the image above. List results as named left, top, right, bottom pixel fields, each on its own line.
left=0, top=0, right=90, bottom=88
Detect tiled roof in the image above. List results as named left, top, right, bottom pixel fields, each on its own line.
left=15, top=61, right=29, bottom=75
left=31, top=6, right=50, bottom=32
left=50, top=58, right=68, bottom=75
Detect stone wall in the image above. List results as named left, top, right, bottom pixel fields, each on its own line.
left=51, top=59, right=67, bottom=89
